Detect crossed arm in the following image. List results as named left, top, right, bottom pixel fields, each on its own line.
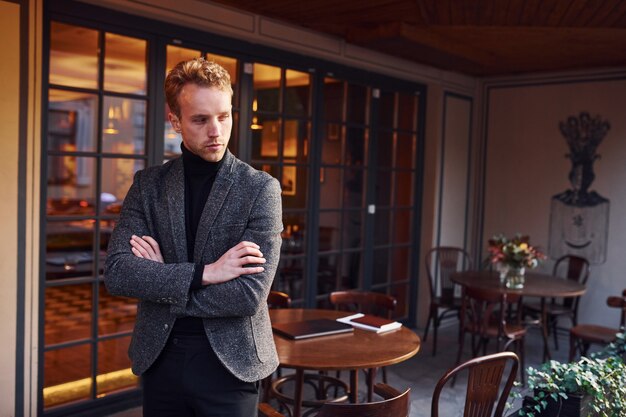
left=129, top=235, right=266, bottom=285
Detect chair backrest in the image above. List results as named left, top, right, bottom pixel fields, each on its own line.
left=552, top=254, right=590, bottom=310
left=267, top=290, right=291, bottom=309
left=607, top=289, right=626, bottom=332
left=317, top=383, right=410, bottom=417
left=461, top=286, right=522, bottom=339
left=431, top=352, right=519, bottom=417
left=425, top=247, right=472, bottom=302
left=329, top=290, right=396, bottom=318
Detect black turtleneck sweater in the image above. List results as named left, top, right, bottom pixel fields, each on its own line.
left=173, top=144, right=224, bottom=334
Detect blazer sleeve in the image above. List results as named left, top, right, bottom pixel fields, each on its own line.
left=170, top=177, right=283, bottom=318
left=104, top=170, right=195, bottom=307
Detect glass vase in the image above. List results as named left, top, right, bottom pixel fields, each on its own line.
left=505, top=265, right=525, bottom=289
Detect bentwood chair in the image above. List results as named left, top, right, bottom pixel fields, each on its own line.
left=268, top=290, right=292, bottom=309
left=259, top=383, right=410, bottom=417
left=524, top=254, right=590, bottom=350
left=431, top=352, right=519, bottom=417
left=424, top=247, right=472, bottom=356
left=329, top=290, right=397, bottom=401
left=569, top=289, right=626, bottom=361
left=455, top=286, right=527, bottom=385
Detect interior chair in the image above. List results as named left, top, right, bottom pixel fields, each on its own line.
left=259, top=383, right=410, bottom=417
left=431, top=351, right=519, bottom=417
left=524, top=254, right=590, bottom=350
left=455, top=286, right=527, bottom=385
left=569, top=289, right=626, bottom=361
left=329, top=290, right=397, bottom=401
left=424, top=246, right=472, bottom=356
left=268, top=290, right=292, bottom=309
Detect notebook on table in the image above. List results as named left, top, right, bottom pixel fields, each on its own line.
left=336, top=313, right=402, bottom=333
left=272, top=319, right=354, bottom=340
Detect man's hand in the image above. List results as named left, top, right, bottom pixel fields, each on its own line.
left=130, top=235, right=164, bottom=263
left=202, top=241, right=266, bottom=285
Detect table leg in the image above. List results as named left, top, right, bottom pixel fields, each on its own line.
left=293, top=369, right=304, bottom=417
left=541, top=298, right=551, bottom=362
left=349, top=370, right=358, bottom=403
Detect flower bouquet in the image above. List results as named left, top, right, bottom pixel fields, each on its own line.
left=488, top=234, right=546, bottom=288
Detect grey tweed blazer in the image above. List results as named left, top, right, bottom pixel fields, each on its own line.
left=104, top=150, right=282, bottom=382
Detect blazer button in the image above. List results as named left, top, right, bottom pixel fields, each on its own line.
left=164, top=323, right=169, bottom=330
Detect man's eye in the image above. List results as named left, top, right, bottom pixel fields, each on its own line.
left=192, top=118, right=206, bottom=124
left=218, top=115, right=229, bottom=121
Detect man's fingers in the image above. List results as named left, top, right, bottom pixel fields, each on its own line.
left=243, top=266, right=265, bottom=274
left=142, top=235, right=160, bottom=249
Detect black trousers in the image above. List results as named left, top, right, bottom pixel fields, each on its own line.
left=142, top=333, right=259, bottom=417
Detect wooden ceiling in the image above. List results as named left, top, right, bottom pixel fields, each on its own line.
left=209, top=0, right=626, bottom=77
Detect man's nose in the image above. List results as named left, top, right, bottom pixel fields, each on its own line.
left=207, top=118, right=220, bottom=137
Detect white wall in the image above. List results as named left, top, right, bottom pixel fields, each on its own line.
left=482, top=73, right=626, bottom=325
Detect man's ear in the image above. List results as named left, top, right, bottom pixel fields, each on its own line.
left=168, top=113, right=181, bottom=132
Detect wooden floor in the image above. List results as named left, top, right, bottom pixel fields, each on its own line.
left=106, top=323, right=575, bottom=417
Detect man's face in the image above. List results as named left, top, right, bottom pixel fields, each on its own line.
left=169, top=84, right=233, bottom=162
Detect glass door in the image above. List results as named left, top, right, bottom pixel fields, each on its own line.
left=44, top=21, right=148, bottom=410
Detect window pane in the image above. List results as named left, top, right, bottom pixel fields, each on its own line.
left=276, top=257, right=306, bottom=301
left=341, top=249, right=362, bottom=289
left=318, top=254, right=340, bottom=295
left=97, top=337, right=139, bottom=396
left=48, top=90, right=97, bottom=152
left=342, top=211, right=363, bottom=249
left=99, top=283, right=136, bottom=336
left=167, top=45, right=201, bottom=73
left=104, top=33, right=147, bottom=94
left=285, top=69, right=310, bottom=116
left=284, top=119, right=308, bottom=163
left=347, top=83, right=368, bottom=124
left=390, top=283, right=409, bottom=317
left=396, top=133, right=415, bottom=169
left=102, top=96, right=146, bottom=155
left=281, top=165, right=307, bottom=209
left=379, top=91, right=395, bottom=128
left=50, top=22, right=99, bottom=89
left=44, top=344, right=92, bottom=409
left=45, top=284, right=92, bottom=344
left=398, top=92, right=417, bottom=131
left=254, top=63, right=280, bottom=113
left=46, top=221, right=96, bottom=281
left=345, top=127, right=366, bottom=167
left=372, top=248, right=389, bottom=285
left=395, top=171, right=413, bottom=206
left=393, top=209, right=412, bottom=244
left=376, top=130, right=393, bottom=169
left=374, top=208, right=391, bottom=245
left=318, top=211, right=340, bottom=251
left=282, top=213, right=306, bottom=256
left=101, top=158, right=144, bottom=214
left=375, top=169, right=392, bottom=206
left=343, top=168, right=364, bottom=208
left=323, top=78, right=344, bottom=122
left=252, top=116, right=279, bottom=161
left=322, top=123, right=342, bottom=165
left=391, top=247, right=410, bottom=280
left=47, top=156, right=96, bottom=216
left=320, top=168, right=342, bottom=209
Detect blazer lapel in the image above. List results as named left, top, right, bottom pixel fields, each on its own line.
left=165, top=158, right=188, bottom=262
left=194, top=151, right=235, bottom=262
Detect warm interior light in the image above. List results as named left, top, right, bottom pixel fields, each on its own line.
left=250, top=98, right=263, bottom=130
left=43, top=368, right=138, bottom=408
left=103, top=105, right=120, bottom=135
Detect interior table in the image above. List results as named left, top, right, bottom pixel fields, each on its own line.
left=451, top=270, right=586, bottom=361
left=269, top=308, right=420, bottom=417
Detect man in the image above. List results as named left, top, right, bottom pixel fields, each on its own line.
left=105, top=58, right=282, bottom=416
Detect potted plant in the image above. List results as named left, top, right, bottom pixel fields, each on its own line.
left=512, top=333, right=626, bottom=417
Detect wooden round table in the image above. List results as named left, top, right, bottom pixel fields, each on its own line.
left=269, top=308, right=420, bottom=417
left=451, top=270, right=586, bottom=360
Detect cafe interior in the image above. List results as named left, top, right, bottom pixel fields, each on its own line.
left=3, top=0, right=626, bottom=416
